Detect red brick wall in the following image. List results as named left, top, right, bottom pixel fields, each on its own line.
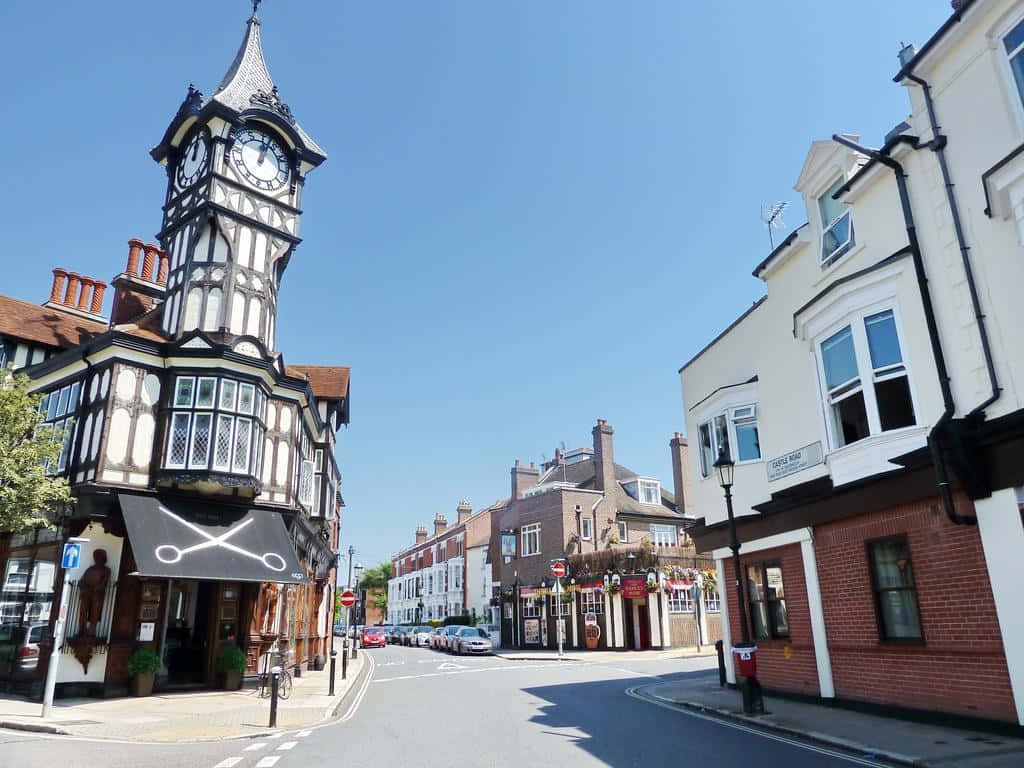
left=815, top=495, right=1016, bottom=722
left=723, top=543, right=821, bottom=696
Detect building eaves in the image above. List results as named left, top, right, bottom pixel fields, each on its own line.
left=688, top=376, right=759, bottom=413
left=0, top=295, right=108, bottom=350
left=678, top=296, right=767, bottom=374
left=892, top=0, right=978, bottom=83
left=751, top=225, right=805, bottom=278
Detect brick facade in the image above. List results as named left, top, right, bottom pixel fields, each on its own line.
left=815, top=494, right=1016, bottom=722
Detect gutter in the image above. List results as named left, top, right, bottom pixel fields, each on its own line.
left=891, top=0, right=977, bottom=84
left=832, top=134, right=974, bottom=526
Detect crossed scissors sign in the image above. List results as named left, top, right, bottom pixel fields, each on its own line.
left=155, top=505, right=287, bottom=572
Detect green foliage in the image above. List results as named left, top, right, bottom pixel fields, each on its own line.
left=372, top=590, right=387, bottom=612
left=0, top=370, right=70, bottom=533
left=218, top=645, right=248, bottom=674
left=357, top=561, right=392, bottom=590
left=126, top=648, right=161, bottom=678
left=427, top=619, right=442, bottom=628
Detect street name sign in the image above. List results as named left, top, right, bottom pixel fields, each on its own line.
left=766, top=441, right=823, bottom=482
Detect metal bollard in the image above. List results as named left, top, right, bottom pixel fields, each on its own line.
left=342, top=641, right=348, bottom=680
left=293, top=662, right=301, bottom=679
left=352, top=635, right=358, bottom=659
left=329, top=650, right=337, bottom=696
left=715, top=640, right=726, bottom=687
left=269, top=666, right=281, bottom=728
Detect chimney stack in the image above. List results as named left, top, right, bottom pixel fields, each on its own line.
left=44, top=268, right=107, bottom=321
left=49, top=268, right=68, bottom=304
left=457, top=499, right=473, bottom=525
left=511, top=458, right=540, bottom=500
left=415, top=525, right=428, bottom=545
left=670, top=432, right=693, bottom=517
left=111, top=237, right=170, bottom=326
left=434, top=514, right=448, bottom=537
left=592, top=419, right=615, bottom=491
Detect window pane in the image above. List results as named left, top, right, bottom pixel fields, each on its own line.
left=56, top=386, right=71, bottom=417
left=175, top=377, right=195, bottom=407
left=238, top=383, right=255, bottom=415
left=750, top=602, right=769, bottom=641
left=770, top=600, right=790, bottom=636
left=196, top=377, right=217, bottom=408
left=746, top=566, right=764, bottom=602
left=833, top=391, right=869, bottom=446
left=699, top=422, right=713, bottom=477
left=818, top=178, right=847, bottom=226
left=871, top=539, right=915, bottom=589
left=1004, top=19, right=1024, bottom=54
left=822, top=212, right=852, bottom=261
left=220, top=380, right=237, bottom=411
left=822, top=326, right=858, bottom=390
left=189, top=413, right=213, bottom=467
left=876, top=376, right=916, bottom=431
left=1012, top=52, right=1024, bottom=109
left=168, top=413, right=191, bottom=466
left=213, top=415, right=234, bottom=471
left=47, top=392, right=59, bottom=420
left=879, top=590, right=922, bottom=639
left=765, top=566, right=785, bottom=600
left=735, top=422, right=760, bottom=461
left=865, top=311, right=903, bottom=370
left=713, top=414, right=731, bottom=462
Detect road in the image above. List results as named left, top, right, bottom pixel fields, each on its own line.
left=0, top=644, right=889, bottom=768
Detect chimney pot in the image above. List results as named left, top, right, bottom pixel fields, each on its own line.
left=63, top=273, right=81, bottom=307
left=140, top=244, right=158, bottom=282
left=49, top=268, right=68, bottom=304
left=90, top=281, right=107, bottom=314
left=76, top=277, right=94, bottom=311
left=127, top=238, right=144, bottom=277
left=156, top=249, right=169, bottom=286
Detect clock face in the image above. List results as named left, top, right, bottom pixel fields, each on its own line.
left=231, top=128, right=290, bottom=192
left=176, top=131, right=209, bottom=189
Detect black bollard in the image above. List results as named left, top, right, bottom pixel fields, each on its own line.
left=269, top=668, right=280, bottom=728
left=329, top=650, right=337, bottom=696
left=342, top=641, right=348, bottom=680
left=294, top=662, right=301, bottom=679
left=715, top=640, right=726, bottom=687
left=352, top=635, right=358, bottom=659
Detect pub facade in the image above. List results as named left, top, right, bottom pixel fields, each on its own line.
left=0, top=7, right=347, bottom=697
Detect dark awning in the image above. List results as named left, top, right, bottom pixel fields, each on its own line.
left=119, top=493, right=308, bottom=584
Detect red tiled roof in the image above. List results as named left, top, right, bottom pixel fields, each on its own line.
left=286, top=364, right=351, bottom=400
left=0, top=295, right=108, bottom=350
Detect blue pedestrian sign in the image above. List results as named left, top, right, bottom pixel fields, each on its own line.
left=62, top=543, right=81, bottom=570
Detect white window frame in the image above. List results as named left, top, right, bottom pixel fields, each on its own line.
left=993, top=11, right=1024, bottom=138
left=814, top=304, right=918, bottom=452
left=668, top=587, right=694, bottom=614
left=649, top=524, right=677, bottom=548
left=521, top=597, right=540, bottom=618
left=580, top=590, right=604, bottom=615
left=697, top=402, right=761, bottom=475
left=637, top=479, right=660, bottom=505
left=580, top=516, right=592, bottom=541
left=166, top=412, right=192, bottom=469
left=521, top=523, right=541, bottom=557
left=705, top=587, right=721, bottom=613
left=188, top=412, right=214, bottom=469
left=617, top=521, right=628, bottom=542
left=819, top=177, right=854, bottom=265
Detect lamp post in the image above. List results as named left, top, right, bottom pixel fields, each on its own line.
left=713, top=448, right=763, bottom=713
left=352, top=563, right=363, bottom=657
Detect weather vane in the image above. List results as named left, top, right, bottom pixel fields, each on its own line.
left=761, top=201, right=789, bottom=250
left=251, top=0, right=263, bottom=17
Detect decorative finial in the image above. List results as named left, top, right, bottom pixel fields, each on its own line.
left=251, top=0, right=262, bottom=19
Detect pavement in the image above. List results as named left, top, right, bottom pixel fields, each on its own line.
left=0, top=650, right=367, bottom=742
left=493, top=645, right=718, bottom=662
left=635, top=673, right=1024, bottom=768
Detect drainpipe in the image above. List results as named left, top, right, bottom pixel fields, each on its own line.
left=591, top=496, right=602, bottom=553
left=903, top=73, right=1001, bottom=416
left=832, top=134, right=975, bottom=526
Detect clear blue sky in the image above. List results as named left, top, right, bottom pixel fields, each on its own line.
left=0, top=2, right=950, bottom=570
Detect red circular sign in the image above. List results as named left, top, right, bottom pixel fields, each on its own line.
left=339, top=589, right=356, bottom=607
left=551, top=562, right=566, bottom=578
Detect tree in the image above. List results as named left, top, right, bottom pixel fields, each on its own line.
left=0, top=369, right=71, bottom=533
left=372, top=590, right=387, bottom=613
left=357, top=561, right=392, bottom=590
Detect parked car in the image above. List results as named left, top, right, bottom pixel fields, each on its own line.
left=453, top=626, right=493, bottom=655
left=441, top=625, right=462, bottom=652
left=388, top=626, right=404, bottom=644
left=0, top=623, right=45, bottom=681
left=429, top=627, right=446, bottom=649
left=361, top=626, right=387, bottom=648
left=411, top=626, right=433, bottom=647
left=402, top=627, right=418, bottom=646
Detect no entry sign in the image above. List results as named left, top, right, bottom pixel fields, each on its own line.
left=339, top=589, right=356, bottom=608
left=551, top=562, right=566, bottom=578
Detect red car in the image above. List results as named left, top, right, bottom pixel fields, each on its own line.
left=361, top=626, right=387, bottom=648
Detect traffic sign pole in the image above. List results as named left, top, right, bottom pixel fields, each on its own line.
left=43, top=538, right=89, bottom=718
left=551, top=561, right=566, bottom=658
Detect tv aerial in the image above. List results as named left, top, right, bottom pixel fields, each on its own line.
left=761, top=201, right=789, bottom=250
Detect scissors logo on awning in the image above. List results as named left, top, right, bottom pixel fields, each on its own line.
left=155, top=506, right=287, bottom=572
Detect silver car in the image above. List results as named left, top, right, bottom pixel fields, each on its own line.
left=453, top=626, right=493, bottom=655
left=412, top=626, right=433, bottom=647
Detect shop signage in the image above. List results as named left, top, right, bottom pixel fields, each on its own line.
left=524, top=619, right=540, bottom=644
left=519, top=587, right=539, bottom=597
left=138, top=622, right=155, bottom=642
left=584, top=622, right=601, bottom=649
left=766, top=441, right=823, bottom=482
left=584, top=613, right=598, bottom=626
left=500, top=532, right=517, bottom=557
left=622, top=576, right=647, bottom=599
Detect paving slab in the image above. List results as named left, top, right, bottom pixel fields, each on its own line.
left=0, top=652, right=368, bottom=742
left=637, top=672, right=1024, bottom=768
left=494, top=646, right=717, bottom=662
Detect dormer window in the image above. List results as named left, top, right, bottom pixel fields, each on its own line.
left=819, top=177, right=854, bottom=265
left=638, top=480, right=660, bottom=505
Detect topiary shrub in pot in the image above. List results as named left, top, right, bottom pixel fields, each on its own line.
left=218, top=645, right=247, bottom=690
left=127, top=648, right=161, bottom=697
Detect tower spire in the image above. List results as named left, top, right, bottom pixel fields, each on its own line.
left=251, top=0, right=262, bottom=20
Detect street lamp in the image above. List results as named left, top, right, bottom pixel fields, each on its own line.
left=713, top=447, right=762, bottom=713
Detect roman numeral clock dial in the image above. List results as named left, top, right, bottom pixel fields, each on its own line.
left=231, top=128, right=290, bottom=192
left=175, top=130, right=210, bottom=189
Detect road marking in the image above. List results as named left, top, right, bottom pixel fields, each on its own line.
left=255, top=757, right=281, bottom=768
left=339, top=650, right=376, bottom=722
left=277, top=741, right=298, bottom=751
left=624, top=687, right=897, bottom=767
left=213, top=759, right=243, bottom=768
left=243, top=742, right=267, bottom=751
left=296, top=729, right=312, bottom=737
left=437, top=662, right=466, bottom=670
left=266, top=731, right=284, bottom=739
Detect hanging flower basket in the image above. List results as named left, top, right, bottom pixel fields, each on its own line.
left=646, top=581, right=660, bottom=594
left=560, top=592, right=573, bottom=605
left=608, top=582, right=621, bottom=595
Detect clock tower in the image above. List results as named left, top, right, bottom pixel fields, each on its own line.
left=149, top=5, right=326, bottom=356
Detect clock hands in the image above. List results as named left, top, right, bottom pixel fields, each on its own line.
left=257, top=140, right=269, bottom=166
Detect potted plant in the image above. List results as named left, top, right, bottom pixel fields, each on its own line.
left=560, top=592, right=573, bottom=605
left=218, top=645, right=247, bottom=690
left=646, top=581, right=660, bottom=594
left=126, top=648, right=160, bottom=697
left=608, top=581, right=621, bottom=595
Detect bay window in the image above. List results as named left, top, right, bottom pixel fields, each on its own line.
left=698, top=403, right=761, bottom=476
left=819, top=309, right=915, bottom=449
left=38, top=381, right=81, bottom=474
left=165, top=375, right=267, bottom=478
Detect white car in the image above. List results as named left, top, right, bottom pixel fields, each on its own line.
left=453, top=626, right=493, bottom=655
left=412, top=626, right=433, bottom=647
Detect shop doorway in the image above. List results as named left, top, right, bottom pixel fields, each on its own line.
left=626, top=598, right=652, bottom=650
left=163, top=581, right=214, bottom=686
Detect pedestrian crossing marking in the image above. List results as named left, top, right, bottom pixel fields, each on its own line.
left=277, top=741, right=298, bottom=751
left=213, top=759, right=243, bottom=768
left=244, top=743, right=267, bottom=751
left=255, top=757, right=281, bottom=768
left=296, top=730, right=312, bottom=737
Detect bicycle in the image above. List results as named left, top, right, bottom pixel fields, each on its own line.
left=257, top=651, right=292, bottom=701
